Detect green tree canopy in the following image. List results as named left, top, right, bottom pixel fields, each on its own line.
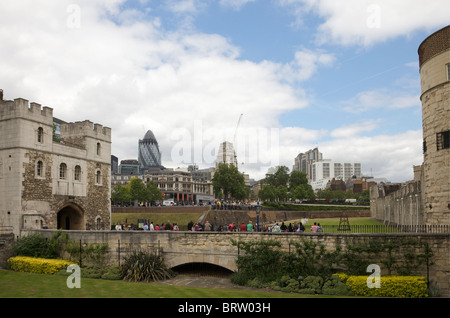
left=289, top=170, right=308, bottom=189
left=258, top=184, right=277, bottom=202
left=264, top=166, right=290, bottom=188
left=128, top=177, right=163, bottom=203
left=111, top=184, right=131, bottom=203
left=146, top=180, right=164, bottom=202
left=212, top=163, right=247, bottom=200
left=291, top=184, right=315, bottom=201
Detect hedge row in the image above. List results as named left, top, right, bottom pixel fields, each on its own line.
left=7, top=256, right=75, bottom=275
left=336, top=273, right=428, bottom=297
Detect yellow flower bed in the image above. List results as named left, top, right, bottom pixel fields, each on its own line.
left=8, top=256, right=75, bottom=275
left=338, top=274, right=428, bottom=298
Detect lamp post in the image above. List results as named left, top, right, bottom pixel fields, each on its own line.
left=256, top=205, right=261, bottom=232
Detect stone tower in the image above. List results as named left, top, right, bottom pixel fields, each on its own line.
left=418, top=25, right=450, bottom=225
left=0, top=91, right=112, bottom=236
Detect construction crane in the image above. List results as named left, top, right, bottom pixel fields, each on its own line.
left=233, top=114, right=243, bottom=167
left=233, top=113, right=243, bottom=146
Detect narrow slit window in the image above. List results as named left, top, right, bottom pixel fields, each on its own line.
left=36, top=160, right=43, bottom=177
left=37, top=127, right=44, bottom=143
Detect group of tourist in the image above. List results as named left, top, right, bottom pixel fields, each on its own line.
left=114, top=220, right=324, bottom=233
left=115, top=221, right=179, bottom=231
left=212, top=200, right=261, bottom=210
left=266, top=221, right=322, bottom=233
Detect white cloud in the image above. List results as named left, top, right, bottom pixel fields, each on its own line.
left=0, top=0, right=307, bottom=175
left=279, top=0, right=450, bottom=46
left=318, top=130, right=423, bottom=182
left=342, top=89, right=420, bottom=112
left=330, top=120, right=379, bottom=139
left=291, top=48, right=335, bottom=81
left=219, top=0, right=258, bottom=10
left=0, top=0, right=425, bottom=184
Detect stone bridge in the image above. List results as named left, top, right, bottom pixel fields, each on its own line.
left=16, top=229, right=450, bottom=297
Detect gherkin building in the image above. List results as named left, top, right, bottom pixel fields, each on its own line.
left=138, top=130, right=161, bottom=172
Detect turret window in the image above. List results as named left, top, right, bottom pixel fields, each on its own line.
left=37, top=127, right=44, bottom=143
left=436, top=130, right=450, bottom=150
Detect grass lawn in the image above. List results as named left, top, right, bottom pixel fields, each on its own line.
left=0, top=270, right=322, bottom=298
left=278, top=217, right=387, bottom=233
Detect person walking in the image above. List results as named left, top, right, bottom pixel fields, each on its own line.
left=204, top=220, right=212, bottom=231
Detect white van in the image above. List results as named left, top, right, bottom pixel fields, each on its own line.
left=163, top=200, right=175, bottom=206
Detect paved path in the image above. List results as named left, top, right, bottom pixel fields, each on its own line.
left=151, top=274, right=279, bottom=293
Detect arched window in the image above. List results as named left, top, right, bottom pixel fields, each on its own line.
left=95, top=216, right=103, bottom=230
left=96, top=170, right=102, bottom=185
left=37, top=127, right=44, bottom=143
left=59, top=163, right=67, bottom=179
left=74, top=165, right=81, bottom=181
left=36, top=160, right=43, bottom=177
left=96, top=142, right=101, bottom=156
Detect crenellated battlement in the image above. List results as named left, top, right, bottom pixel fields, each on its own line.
left=0, top=90, right=111, bottom=143
left=60, top=120, right=111, bottom=142
left=0, top=90, right=53, bottom=124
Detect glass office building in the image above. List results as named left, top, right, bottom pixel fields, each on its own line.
left=138, top=130, right=161, bottom=172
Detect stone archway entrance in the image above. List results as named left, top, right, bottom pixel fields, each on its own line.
left=57, top=204, right=84, bottom=230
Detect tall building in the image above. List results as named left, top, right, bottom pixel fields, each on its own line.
left=310, top=160, right=362, bottom=190
left=216, top=141, right=237, bottom=167
left=138, top=130, right=161, bottom=172
left=293, top=148, right=322, bottom=180
left=0, top=90, right=111, bottom=235
left=418, top=25, right=450, bottom=225
left=119, top=159, right=140, bottom=175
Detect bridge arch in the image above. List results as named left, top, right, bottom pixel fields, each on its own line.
left=165, top=252, right=237, bottom=272
left=171, top=262, right=234, bottom=276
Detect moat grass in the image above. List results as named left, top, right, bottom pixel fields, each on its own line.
left=0, top=270, right=319, bottom=298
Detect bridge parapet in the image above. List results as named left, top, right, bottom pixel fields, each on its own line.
left=18, top=229, right=450, bottom=296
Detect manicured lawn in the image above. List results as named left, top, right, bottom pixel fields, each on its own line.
left=279, top=217, right=391, bottom=233
left=0, top=270, right=320, bottom=298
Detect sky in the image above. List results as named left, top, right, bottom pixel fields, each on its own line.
left=1, top=0, right=449, bottom=182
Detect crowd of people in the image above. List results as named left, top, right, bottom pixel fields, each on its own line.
left=211, top=200, right=261, bottom=210
left=115, top=221, right=179, bottom=231
left=114, top=220, right=323, bottom=233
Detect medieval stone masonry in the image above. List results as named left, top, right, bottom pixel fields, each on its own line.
left=0, top=90, right=111, bottom=236
left=370, top=25, right=450, bottom=227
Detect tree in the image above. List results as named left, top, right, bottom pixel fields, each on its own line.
left=265, top=166, right=290, bottom=188
left=146, top=180, right=163, bottom=203
left=289, top=170, right=308, bottom=189
left=258, top=184, right=277, bottom=201
left=276, top=185, right=288, bottom=202
left=291, top=184, right=315, bottom=201
left=129, top=177, right=148, bottom=202
left=111, top=184, right=131, bottom=204
left=212, top=163, right=247, bottom=200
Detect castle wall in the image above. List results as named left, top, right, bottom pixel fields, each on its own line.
left=419, top=26, right=450, bottom=226
left=0, top=92, right=111, bottom=235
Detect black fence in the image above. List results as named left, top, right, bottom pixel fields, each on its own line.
left=112, top=223, right=450, bottom=233
left=309, top=224, right=450, bottom=234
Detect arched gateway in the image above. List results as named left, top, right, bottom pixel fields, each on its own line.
left=57, top=203, right=85, bottom=230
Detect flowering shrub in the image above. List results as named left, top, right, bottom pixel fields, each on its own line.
left=340, top=275, right=428, bottom=298
left=8, top=256, right=74, bottom=275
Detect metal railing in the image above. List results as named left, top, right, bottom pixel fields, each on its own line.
left=309, top=224, right=450, bottom=233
